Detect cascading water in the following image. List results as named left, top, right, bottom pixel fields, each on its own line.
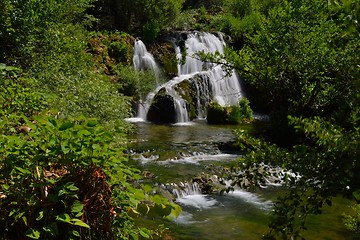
left=132, top=32, right=244, bottom=123
left=130, top=40, right=161, bottom=120
left=132, top=40, right=160, bottom=77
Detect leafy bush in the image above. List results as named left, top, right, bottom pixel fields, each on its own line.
left=0, top=115, right=180, bottom=239
left=0, top=65, right=50, bottom=118
left=229, top=115, right=360, bottom=238
left=143, top=21, right=161, bottom=43
left=109, top=41, right=130, bottom=63
left=113, top=64, right=159, bottom=101
left=207, top=98, right=253, bottom=124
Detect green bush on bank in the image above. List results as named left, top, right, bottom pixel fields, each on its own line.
left=0, top=114, right=181, bottom=239
left=207, top=98, right=253, bottom=124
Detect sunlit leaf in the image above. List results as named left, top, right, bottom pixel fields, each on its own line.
left=56, top=213, right=71, bottom=223
left=25, top=228, right=41, bottom=239
left=71, top=218, right=90, bottom=228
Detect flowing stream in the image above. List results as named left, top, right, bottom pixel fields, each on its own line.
left=127, top=33, right=352, bottom=239
left=127, top=121, right=351, bottom=240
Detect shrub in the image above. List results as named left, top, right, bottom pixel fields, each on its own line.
left=207, top=98, right=253, bottom=124
left=0, top=115, right=181, bottom=239
left=109, top=41, right=130, bottom=63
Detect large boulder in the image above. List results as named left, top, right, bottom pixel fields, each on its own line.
left=147, top=88, right=177, bottom=123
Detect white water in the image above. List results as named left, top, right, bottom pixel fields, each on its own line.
left=175, top=32, right=243, bottom=107
left=172, top=182, right=218, bottom=209
left=132, top=40, right=160, bottom=77
left=131, top=32, right=244, bottom=123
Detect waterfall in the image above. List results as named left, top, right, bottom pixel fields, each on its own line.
left=130, top=40, right=160, bottom=120
left=174, top=32, right=243, bottom=107
left=132, top=32, right=244, bottom=123
left=132, top=40, right=160, bottom=77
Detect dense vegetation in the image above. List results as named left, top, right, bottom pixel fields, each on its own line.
left=0, top=0, right=359, bottom=239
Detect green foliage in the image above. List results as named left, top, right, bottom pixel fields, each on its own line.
left=109, top=41, right=130, bottom=63
left=0, top=0, right=96, bottom=66
left=207, top=98, right=253, bottom=124
left=230, top=115, right=360, bottom=238
left=112, top=0, right=185, bottom=33
left=28, top=38, right=133, bottom=129
left=0, top=116, right=117, bottom=239
left=113, top=64, right=159, bottom=101
left=0, top=67, right=49, bottom=119
left=143, top=21, right=161, bottom=43
left=343, top=204, right=360, bottom=233
left=225, top=0, right=359, bottom=123
left=0, top=115, right=180, bottom=239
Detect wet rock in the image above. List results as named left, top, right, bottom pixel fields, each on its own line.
left=147, top=88, right=177, bottom=123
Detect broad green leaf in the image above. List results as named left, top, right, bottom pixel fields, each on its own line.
left=136, top=203, right=150, bottom=216
left=25, top=228, right=41, bottom=239
left=130, top=233, right=139, bottom=240
left=59, top=122, right=74, bottom=131
left=43, top=222, right=58, bottom=236
left=71, top=218, right=90, bottom=228
left=77, top=129, right=91, bottom=136
left=48, top=118, right=57, bottom=128
left=353, top=189, right=360, bottom=202
left=5, top=66, right=21, bottom=72
left=71, top=201, right=84, bottom=215
left=92, top=143, right=101, bottom=150
left=56, top=213, right=71, bottom=223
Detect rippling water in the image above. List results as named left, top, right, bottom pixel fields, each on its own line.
left=128, top=120, right=352, bottom=239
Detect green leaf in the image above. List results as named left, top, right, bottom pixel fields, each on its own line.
left=56, top=213, right=71, bottom=223
left=25, top=228, right=41, bottom=239
left=92, top=143, right=101, bottom=150
left=22, top=216, right=28, bottom=226
left=65, top=182, right=79, bottom=192
left=48, top=118, right=57, bottom=128
left=71, top=201, right=84, bottom=216
left=71, top=230, right=80, bottom=237
left=71, top=218, right=90, bottom=228
left=36, top=211, right=44, bottom=221
left=43, top=222, right=58, bottom=236
left=130, top=233, right=139, bottom=240
left=353, top=189, right=360, bottom=202
left=87, top=119, right=98, bottom=127
left=77, top=129, right=91, bottom=136
left=139, top=229, right=150, bottom=238
left=59, top=122, right=74, bottom=131
left=15, top=166, right=31, bottom=175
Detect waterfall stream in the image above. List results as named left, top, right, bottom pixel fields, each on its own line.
left=128, top=33, right=350, bottom=239
left=128, top=121, right=350, bottom=239
left=130, top=32, right=244, bottom=123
